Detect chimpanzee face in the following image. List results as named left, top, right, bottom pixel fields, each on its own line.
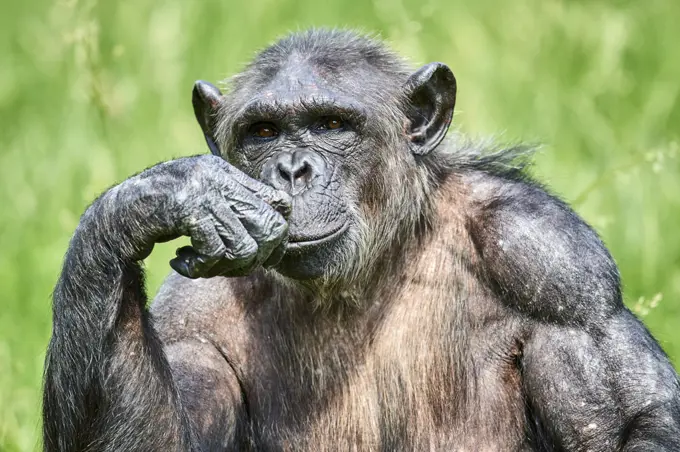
left=193, top=48, right=456, bottom=280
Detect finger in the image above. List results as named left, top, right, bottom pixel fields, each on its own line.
left=223, top=198, right=288, bottom=266
left=170, top=233, right=259, bottom=278
left=211, top=181, right=289, bottom=263
left=169, top=251, right=193, bottom=278
left=172, top=246, right=254, bottom=279
left=201, top=258, right=255, bottom=278
left=234, top=175, right=292, bottom=218
left=212, top=158, right=292, bottom=218
left=168, top=217, right=222, bottom=278
left=172, top=212, right=257, bottom=278
left=188, top=216, right=227, bottom=259
left=209, top=202, right=259, bottom=267
left=196, top=203, right=278, bottom=277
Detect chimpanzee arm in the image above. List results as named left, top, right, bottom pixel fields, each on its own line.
left=43, top=155, right=289, bottom=451
left=522, top=312, right=680, bottom=451
left=43, top=202, right=201, bottom=451
left=468, top=174, right=680, bottom=450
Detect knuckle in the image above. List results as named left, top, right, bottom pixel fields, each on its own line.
left=188, top=217, right=225, bottom=256
left=250, top=200, right=273, bottom=219
left=193, top=156, right=231, bottom=184
left=205, top=242, right=228, bottom=259
left=230, top=237, right=258, bottom=260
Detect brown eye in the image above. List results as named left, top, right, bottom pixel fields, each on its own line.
left=249, top=122, right=278, bottom=139
left=323, top=116, right=344, bottom=130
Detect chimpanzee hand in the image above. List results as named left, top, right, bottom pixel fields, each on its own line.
left=109, top=154, right=291, bottom=279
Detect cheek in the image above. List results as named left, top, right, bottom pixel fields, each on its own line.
left=353, top=155, right=390, bottom=219
left=227, top=150, right=267, bottom=180
left=356, top=150, right=419, bottom=224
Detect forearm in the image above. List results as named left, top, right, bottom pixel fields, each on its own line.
left=43, top=154, right=285, bottom=450
left=610, top=311, right=680, bottom=451
left=43, top=186, right=194, bottom=451
left=523, top=315, right=680, bottom=451
left=46, top=184, right=161, bottom=377
left=623, top=414, right=680, bottom=452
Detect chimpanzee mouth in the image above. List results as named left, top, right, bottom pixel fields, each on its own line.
left=287, top=222, right=350, bottom=250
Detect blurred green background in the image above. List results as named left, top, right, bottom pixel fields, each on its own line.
left=1, top=0, right=679, bottom=449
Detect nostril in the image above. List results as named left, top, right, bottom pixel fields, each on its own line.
left=271, top=154, right=316, bottom=190
left=277, top=163, right=290, bottom=182
left=293, top=162, right=311, bottom=181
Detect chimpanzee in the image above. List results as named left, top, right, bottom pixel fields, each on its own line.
left=43, top=29, right=680, bottom=451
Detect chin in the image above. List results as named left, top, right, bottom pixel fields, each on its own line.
left=275, top=227, right=352, bottom=280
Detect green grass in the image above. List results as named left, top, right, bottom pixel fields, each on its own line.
left=1, top=0, right=679, bottom=449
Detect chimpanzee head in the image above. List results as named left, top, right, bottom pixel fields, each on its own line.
left=192, top=29, right=456, bottom=281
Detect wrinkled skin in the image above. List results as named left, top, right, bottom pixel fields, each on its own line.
left=140, top=156, right=292, bottom=278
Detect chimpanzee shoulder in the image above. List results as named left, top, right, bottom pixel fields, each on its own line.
left=443, top=143, right=623, bottom=327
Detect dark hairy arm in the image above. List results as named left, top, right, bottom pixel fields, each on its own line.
left=469, top=174, right=680, bottom=451
left=43, top=155, right=290, bottom=451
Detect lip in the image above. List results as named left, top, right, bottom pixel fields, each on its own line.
left=287, top=222, right=349, bottom=250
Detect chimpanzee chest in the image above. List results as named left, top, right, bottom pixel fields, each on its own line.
left=237, top=319, right=529, bottom=451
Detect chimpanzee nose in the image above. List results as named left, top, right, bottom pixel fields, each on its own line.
left=262, top=150, right=326, bottom=194
left=278, top=158, right=311, bottom=186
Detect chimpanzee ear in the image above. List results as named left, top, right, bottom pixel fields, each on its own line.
left=192, top=80, right=224, bottom=157
left=403, top=63, right=457, bottom=156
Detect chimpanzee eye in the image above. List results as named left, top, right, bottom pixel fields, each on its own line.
left=318, top=116, right=345, bottom=131
left=248, top=122, right=279, bottom=139
left=327, top=117, right=344, bottom=129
